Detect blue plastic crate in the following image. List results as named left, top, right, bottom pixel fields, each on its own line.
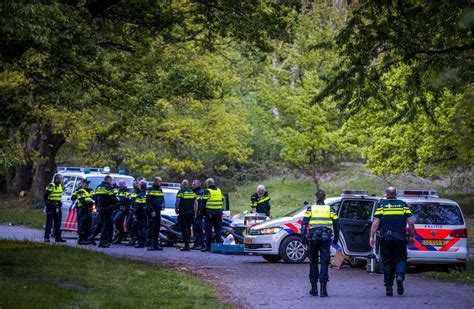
left=221, top=244, right=245, bottom=254
left=210, top=243, right=223, bottom=253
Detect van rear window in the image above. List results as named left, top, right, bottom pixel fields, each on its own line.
left=408, top=203, right=464, bottom=225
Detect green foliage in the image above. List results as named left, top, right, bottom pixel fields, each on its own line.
left=252, top=3, right=355, bottom=185
left=0, top=240, right=225, bottom=308
left=344, top=65, right=474, bottom=178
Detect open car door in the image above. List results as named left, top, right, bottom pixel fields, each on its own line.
left=338, top=198, right=377, bottom=256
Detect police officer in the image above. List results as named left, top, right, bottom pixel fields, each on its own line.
left=72, top=179, right=95, bottom=245
left=250, top=184, right=271, bottom=217
left=201, top=178, right=224, bottom=252
left=370, top=187, right=416, bottom=296
left=112, top=180, right=131, bottom=244
left=176, top=179, right=197, bottom=251
left=89, top=175, right=116, bottom=248
left=125, top=180, right=140, bottom=246
left=301, top=190, right=339, bottom=297
left=134, top=180, right=148, bottom=248
left=43, top=174, right=66, bottom=243
left=146, top=176, right=165, bottom=251
left=191, top=179, right=206, bottom=250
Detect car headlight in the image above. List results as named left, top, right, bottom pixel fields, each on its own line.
left=254, top=227, right=282, bottom=235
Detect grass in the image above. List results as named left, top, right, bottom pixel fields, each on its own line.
left=0, top=240, right=225, bottom=308
left=422, top=261, right=474, bottom=284
left=0, top=195, right=44, bottom=229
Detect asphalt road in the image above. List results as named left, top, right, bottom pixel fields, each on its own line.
left=1, top=225, right=473, bottom=308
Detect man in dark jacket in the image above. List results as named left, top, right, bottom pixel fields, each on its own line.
left=146, top=177, right=165, bottom=251
left=250, top=184, right=271, bottom=217
left=112, top=180, right=131, bottom=244
left=191, top=179, right=206, bottom=250
left=134, top=180, right=148, bottom=248
left=89, top=175, right=116, bottom=248
left=176, top=179, right=197, bottom=251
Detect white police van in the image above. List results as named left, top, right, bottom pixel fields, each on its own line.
left=54, top=166, right=134, bottom=231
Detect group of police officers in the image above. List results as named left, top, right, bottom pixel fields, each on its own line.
left=44, top=175, right=227, bottom=252
left=45, top=174, right=414, bottom=298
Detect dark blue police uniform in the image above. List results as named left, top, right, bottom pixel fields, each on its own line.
left=374, top=198, right=412, bottom=288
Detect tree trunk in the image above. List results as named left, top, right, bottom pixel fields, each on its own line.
left=30, top=125, right=65, bottom=198
left=6, top=163, right=34, bottom=195
left=5, top=127, right=35, bottom=195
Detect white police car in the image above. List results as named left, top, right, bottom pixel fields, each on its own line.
left=245, top=190, right=379, bottom=263
left=245, top=189, right=469, bottom=268
left=55, top=166, right=134, bottom=231
left=397, top=190, right=468, bottom=268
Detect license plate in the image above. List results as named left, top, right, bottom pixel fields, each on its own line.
left=244, top=238, right=252, bottom=245
left=424, top=240, right=445, bottom=247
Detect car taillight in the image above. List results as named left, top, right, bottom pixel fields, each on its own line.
left=450, top=228, right=467, bottom=238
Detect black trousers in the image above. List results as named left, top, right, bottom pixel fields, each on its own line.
left=136, top=214, right=147, bottom=246
left=126, top=212, right=137, bottom=240
left=380, top=237, right=407, bottom=286
left=113, top=209, right=127, bottom=241
left=78, top=208, right=92, bottom=241
left=193, top=216, right=204, bottom=246
left=204, top=210, right=222, bottom=249
left=91, top=207, right=113, bottom=244
left=44, top=204, right=62, bottom=240
left=146, top=211, right=161, bottom=247
left=308, top=238, right=331, bottom=283
left=180, top=213, right=194, bottom=244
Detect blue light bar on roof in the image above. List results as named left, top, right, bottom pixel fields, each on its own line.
left=118, top=169, right=126, bottom=175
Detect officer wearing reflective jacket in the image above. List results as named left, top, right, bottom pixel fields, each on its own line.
left=71, top=179, right=95, bottom=245
left=176, top=179, right=197, bottom=251
left=201, top=178, right=224, bottom=252
left=43, top=174, right=66, bottom=243
left=250, top=185, right=271, bottom=217
left=89, top=175, right=116, bottom=248
left=300, top=190, right=339, bottom=297
left=125, top=180, right=140, bottom=246
left=370, top=187, right=416, bottom=297
left=146, top=177, right=165, bottom=251
left=112, top=180, right=131, bottom=244
left=134, top=180, right=148, bottom=248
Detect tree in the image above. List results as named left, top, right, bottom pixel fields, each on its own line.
left=253, top=2, right=355, bottom=188
left=315, top=0, right=474, bottom=180
left=0, top=1, right=296, bottom=197
left=316, top=0, right=474, bottom=112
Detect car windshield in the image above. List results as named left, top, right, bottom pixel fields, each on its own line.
left=284, top=206, right=307, bottom=217
left=86, top=176, right=133, bottom=190
left=408, top=203, right=464, bottom=225
left=164, top=191, right=177, bottom=209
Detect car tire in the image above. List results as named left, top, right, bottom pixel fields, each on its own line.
left=262, top=254, right=281, bottom=263
left=279, top=236, right=307, bottom=263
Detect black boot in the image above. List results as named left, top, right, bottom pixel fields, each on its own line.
left=320, top=282, right=328, bottom=297
left=396, top=279, right=404, bottom=295
left=309, top=282, right=318, bottom=296
left=112, top=237, right=122, bottom=245
left=386, top=285, right=393, bottom=296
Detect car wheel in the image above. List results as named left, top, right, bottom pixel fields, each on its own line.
left=262, top=255, right=281, bottom=263
left=279, top=236, right=307, bottom=263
